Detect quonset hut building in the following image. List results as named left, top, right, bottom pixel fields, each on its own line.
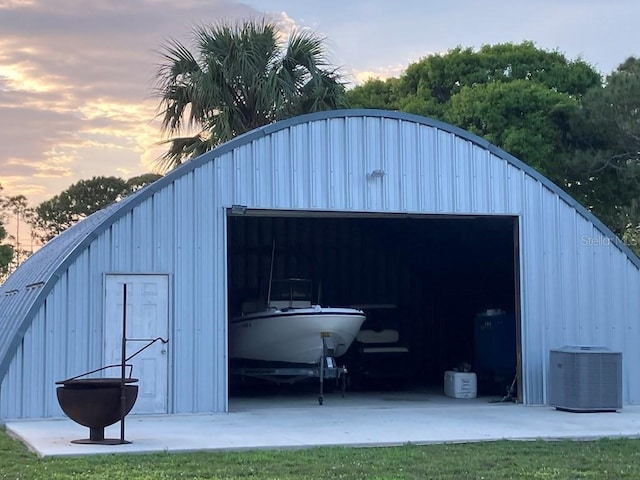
left=1, top=109, right=639, bottom=420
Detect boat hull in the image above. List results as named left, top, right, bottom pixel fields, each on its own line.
left=230, top=307, right=366, bottom=364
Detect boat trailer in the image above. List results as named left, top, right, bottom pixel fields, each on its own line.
left=231, top=334, right=348, bottom=405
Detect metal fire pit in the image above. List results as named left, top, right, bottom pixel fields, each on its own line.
left=56, top=377, right=139, bottom=445
left=56, top=283, right=168, bottom=445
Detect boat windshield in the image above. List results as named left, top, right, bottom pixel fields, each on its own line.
left=269, top=279, right=313, bottom=304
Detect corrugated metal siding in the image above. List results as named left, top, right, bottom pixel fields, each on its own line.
left=1, top=182, right=228, bottom=418
left=209, top=116, right=640, bottom=405
left=0, top=198, right=137, bottom=382
left=2, top=110, right=640, bottom=418
left=0, top=342, right=21, bottom=418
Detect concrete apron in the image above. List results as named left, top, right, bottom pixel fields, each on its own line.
left=6, top=392, right=640, bottom=457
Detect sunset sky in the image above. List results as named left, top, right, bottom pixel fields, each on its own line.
left=1, top=0, right=638, bottom=246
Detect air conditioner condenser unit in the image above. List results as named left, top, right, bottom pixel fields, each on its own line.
left=548, top=346, right=622, bottom=412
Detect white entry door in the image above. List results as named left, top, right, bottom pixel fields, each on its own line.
left=105, top=274, right=170, bottom=414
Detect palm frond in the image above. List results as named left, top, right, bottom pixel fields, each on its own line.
left=153, top=19, right=346, bottom=170
left=154, top=37, right=203, bottom=134
left=153, top=134, right=211, bottom=173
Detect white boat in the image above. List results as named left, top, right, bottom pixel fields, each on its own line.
left=230, top=279, right=366, bottom=364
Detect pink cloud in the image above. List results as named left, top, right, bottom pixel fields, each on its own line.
left=0, top=0, right=259, bottom=202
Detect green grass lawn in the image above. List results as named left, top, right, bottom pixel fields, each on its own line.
left=2, top=427, right=640, bottom=479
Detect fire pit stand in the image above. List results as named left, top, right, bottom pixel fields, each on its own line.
left=56, top=283, right=168, bottom=445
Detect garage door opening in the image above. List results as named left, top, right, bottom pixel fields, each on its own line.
left=226, top=211, right=521, bottom=403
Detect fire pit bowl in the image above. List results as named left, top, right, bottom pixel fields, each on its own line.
left=56, top=378, right=139, bottom=444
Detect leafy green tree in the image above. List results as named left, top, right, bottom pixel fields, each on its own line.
left=126, top=173, right=163, bottom=192
left=155, top=19, right=348, bottom=171
left=345, top=43, right=640, bottom=253
left=31, top=174, right=161, bottom=241
left=565, top=57, right=640, bottom=249
left=577, top=57, right=640, bottom=167
left=443, top=80, right=578, bottom=181
left=348, top=42, right=600, bottom=119
left=0, top=185, right=15, bottom=278
left=399, top=42, right=600, bottom=116
left=2, top=194, right=33, bottom=267
left=0, top=222, right=12, bottom=277
left=348, top=42, right=602, bottom=187
left=347, top=78, right=400, bottom=110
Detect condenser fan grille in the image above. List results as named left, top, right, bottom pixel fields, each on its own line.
left=549, top=346, right=622, bottom=412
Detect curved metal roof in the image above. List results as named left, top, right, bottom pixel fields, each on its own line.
left=1, top=109, right=638, bottom=380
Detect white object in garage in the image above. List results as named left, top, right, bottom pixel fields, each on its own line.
left=444, top=371, right=477, bottom=399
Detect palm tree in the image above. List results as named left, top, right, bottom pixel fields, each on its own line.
left=154, top=19, right=349, bottom=172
